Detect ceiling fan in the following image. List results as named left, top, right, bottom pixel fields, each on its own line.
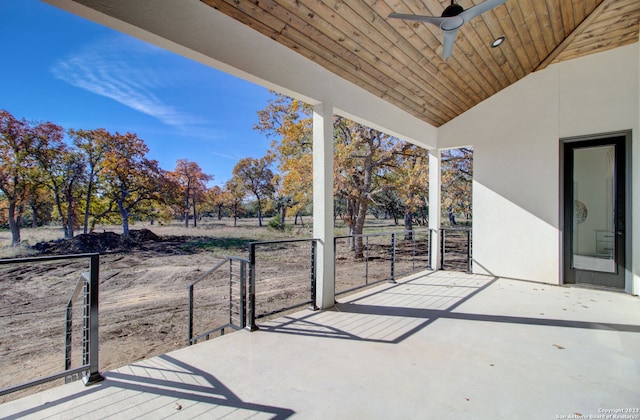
left=389, top=0, right=507, bottom=59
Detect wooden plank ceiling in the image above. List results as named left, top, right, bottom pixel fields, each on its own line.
left=201, top=0, right=640, bottom=127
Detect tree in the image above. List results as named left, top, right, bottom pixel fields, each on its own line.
left=333, top=117, right=414, bottom=257
left=256, top=93, right=416, bottom=257
left=255, top=93, right=313, bottom=223
left=383, top=145, right=430, bottom=238
left=0, top=110, right=37, bottom=246
left=441, top=148, right=473, bottom=224
left=32, top=122, right=85, bottom=239
left=24, top=183, right=54, bottom=228
left=231, top=156, right=275, bottom=227
left=225, top=178, right=246, bottom=227
left=170, top=159, right=212, bottom=228
left=69, top=128, right=110, bottom=234
left=100, top=132, right=165, bottom=238
left=205, top=185, right=233, bottom=220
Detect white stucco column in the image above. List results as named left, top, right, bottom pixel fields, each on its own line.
left=313, top=102, right=335, bottom=309
left=428, top=149, right=442, bottom=270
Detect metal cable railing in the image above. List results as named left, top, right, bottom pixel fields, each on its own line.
left=64, top=272, right=89, bottom=383
left=440, top=226, right=472, bottom=272
left=0, top=253, right=104, bottom=397
left=334, top=228, right=430, bottom=295
left=247, top=238, right=318, bottom=331
left=188, top=257, right=249, bottom=345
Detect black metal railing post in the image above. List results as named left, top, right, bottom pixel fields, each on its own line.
left=84, top=254, right=104, bottom=385
left=188, top=284, right=194, bottom=345
left=428, top=229, right=433, bottom=270
left=412, top=231, right=416, bottom=271
left=247, top=243, right=258, bottom=331
left=365, top=235, right=370, bottom=284
left=310, top=240, right=318, bottom=310
left=240, top=260, right=247, bottom=328
left=440, top=228, right=445, bottom=269
left=228, top=259, right=234, bottom=328
left=466, top=229, right=472, bottom=273
left=389, top=233, right=396, bottom=283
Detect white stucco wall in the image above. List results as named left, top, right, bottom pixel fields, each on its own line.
left=439, top=43, right=639, bottom=291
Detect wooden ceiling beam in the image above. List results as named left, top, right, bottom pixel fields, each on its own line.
left=535, top=0, right=608, bottom=71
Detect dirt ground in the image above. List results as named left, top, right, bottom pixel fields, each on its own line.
left=0, top=224, right=470, bottom=403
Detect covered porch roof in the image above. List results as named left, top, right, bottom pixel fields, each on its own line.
left=3, top=271, right=640, bottom=418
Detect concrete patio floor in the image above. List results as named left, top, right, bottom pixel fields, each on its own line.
left=2, top=271, right=640, bottom=419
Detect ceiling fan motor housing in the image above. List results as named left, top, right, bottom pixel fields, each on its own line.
left=442, top=4, right=464, bottom=17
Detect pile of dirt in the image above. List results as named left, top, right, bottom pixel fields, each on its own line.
left=33, top=229, right=160, bottom=255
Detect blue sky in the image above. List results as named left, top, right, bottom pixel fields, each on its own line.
left=0, top=0, right=274, bottom=186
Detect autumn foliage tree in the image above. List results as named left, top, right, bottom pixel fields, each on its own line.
left=230, top=156, right=275, bottom=227
left=256, top=94, right=416, bottom=257
left=170, top=159, right=212, bottom=228
left=204, top=185, right=234, bottom=220
left=255, top=93, right=313, bottom=222
left=225, top=178, right=246, bottom=227
left=100, top=132, right=166, bottom=238
left=32, top=122, right=85, bottom=239
left=69, top=128, right=110, bottom=234
left=333, top=117, right=415, bottom=257
left=0, top=110, right=35, bottom=245
left=441, top=148, right=473, bottom=224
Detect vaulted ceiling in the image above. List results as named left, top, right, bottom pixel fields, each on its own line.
left=201, top=0, right=640, bottom=127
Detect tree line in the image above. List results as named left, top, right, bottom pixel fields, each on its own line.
left=254, top=93, right=471, bottom=257
left=0, top=94, right=471, bottom=249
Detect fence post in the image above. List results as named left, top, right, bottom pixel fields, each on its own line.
left=412, top=230, right=416, bottom=271
left=333, top=237, right=337, bottom=301
left=428, top=230, right=432, bottom=270
left=246, top=244, right=259, bottom=331
left=389, top=233, right=397, bottom=283
left=84, top=254, right=104, bottom=385
left=188, top=285, right=194, bottom=345
left=240, top=260, right=247, bottom=329
left=466, top=229, right=472, bottom=273
left=228, top=259, right=233, bottom=326
left=310, top=240, right=319, bottom=310
left=440, top=229, right=445, bottom=270
left=365, top=235, right=369, bottom=285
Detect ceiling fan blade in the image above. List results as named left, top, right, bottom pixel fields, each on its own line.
left=460, top=0, right=507, bottom=21
left=442, top=28, right=459, bottom=59
left=388, top=12, right=447, bottom=28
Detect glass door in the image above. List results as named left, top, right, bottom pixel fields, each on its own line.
left=562, top=135, right=626, bottom=289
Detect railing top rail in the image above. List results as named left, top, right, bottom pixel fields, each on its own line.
left=0, top=253, right=100, bottom=265
left=249, top=238, right=319, bottom=247
left=335, top=228, right=430, bottom=240
left=188, top=256, right=249, bottom=288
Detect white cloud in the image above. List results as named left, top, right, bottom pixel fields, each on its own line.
left=51, top=35, right=195, bottom=128
left=210, top=151, right=238, bottom=160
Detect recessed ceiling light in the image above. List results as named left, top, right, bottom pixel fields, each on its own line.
left=491, top=36, right=505, bottom=48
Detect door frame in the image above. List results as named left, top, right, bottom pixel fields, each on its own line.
left=559, top=130, right=632, bottom=290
